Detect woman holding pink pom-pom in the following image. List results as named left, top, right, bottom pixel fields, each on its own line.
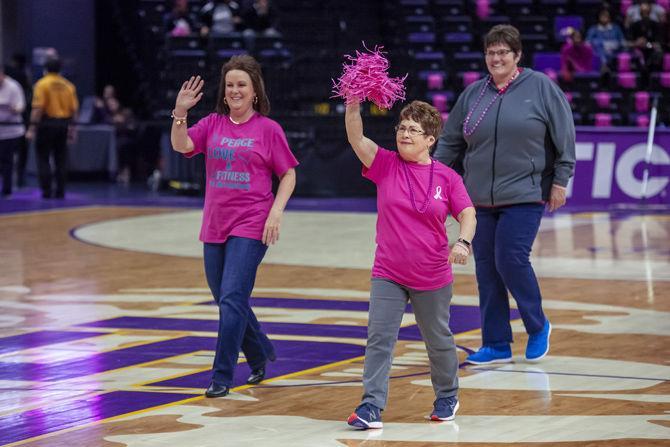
left=343, top=95, right=476, bottom=428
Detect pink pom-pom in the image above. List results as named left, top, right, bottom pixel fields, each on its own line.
left=332, top=44, right=407, bottom=109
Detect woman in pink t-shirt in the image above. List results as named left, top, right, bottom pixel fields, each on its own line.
left=345, top=99, right=476, bottom=429
left=170, top=55, right=298, bottom=398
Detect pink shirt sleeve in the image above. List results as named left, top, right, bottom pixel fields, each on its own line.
left=446, top=169, right=473, bottom=218
left=185, top=114, right=213, bottom=158
left=362, top=147, right=395, bottom=184
left=269, top=123, right=299, bottom=176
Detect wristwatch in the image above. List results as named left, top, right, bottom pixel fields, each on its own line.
left=457, top=238, right=471, bottom=248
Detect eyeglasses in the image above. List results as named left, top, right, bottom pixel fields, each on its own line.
left=395, top=125, right=425, bottom=137
left=485, top=48, right=514, bottom=58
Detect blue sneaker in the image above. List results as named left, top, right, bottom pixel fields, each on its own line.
left=347, top=402, right=383, bottom=429
left=465, top=345, right=512, bottom=365
left=526, top=319, right=551, bottom=361
left=430, top=396, right=460, bottom=421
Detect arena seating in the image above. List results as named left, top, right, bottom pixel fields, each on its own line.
left=124, top=0, right=669, bottom=192
left=130, top=0, right=668, bottom=128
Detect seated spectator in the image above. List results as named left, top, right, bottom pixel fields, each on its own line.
left=560, top=29, right=595, bottom=82
left=199, top=0, right=243, bottom=36
left=586, top=9, right=626, bottom=71
left=242, top=0, right=281, bottom=37
left=629, top=1, right=665, bottom=84
left=625, top=0, right=667, bottom=28
left=163, top=0, right=199, bottom=36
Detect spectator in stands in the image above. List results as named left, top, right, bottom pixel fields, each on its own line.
left=163, top=0, right=199, bottom=36
left=625, top=0, right=667, bottom=28
left=104, top=96, right=138, bottom=185
left=170, top=55, right=298, bottom=398
left=26, top=57, right=79, bottom=199
left=4, top=53, right=31, bottom=188
left=92, top=84, right=119, bottom=124
left=629, top=0, right=665, bottom=85
left=344, top=98, right=475, bottom=429
left=199, top=0, right=243, bottom=37
left=102, top=84, right=117, bottom=101
left=92, top=84, right=138, bottom=184
left=435, top=24, right=576, bottom=366
left=586, top=9, right=627, bottom=73
left=560, top=28, right=595, bottom=82
left=242, top=0, right=281, bottom=37
left=0, top=65, right=26, bottom=197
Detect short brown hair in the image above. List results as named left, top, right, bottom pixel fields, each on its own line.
left=216, top=54, right=270, bottom=115
left=483, top=24, right=522, bottom=56
left=398, top=100, right=443, bottom=143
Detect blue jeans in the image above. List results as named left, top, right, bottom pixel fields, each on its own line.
left=204, top=237, right=275, bottom=386
left=473, top=203, right=546, bottom=347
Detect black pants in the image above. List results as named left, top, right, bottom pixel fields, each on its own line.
left=117, top=136, right=137, bottom=178
left=36, top=119, right=69, bottom=197
left=15, top=135, right=28, bottom=187
left=0, top=137, right=21, bottom=195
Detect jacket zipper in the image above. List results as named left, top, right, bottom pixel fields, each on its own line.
left=491, top=96, right=503, bottom=206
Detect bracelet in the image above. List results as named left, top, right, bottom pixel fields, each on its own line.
left=454, top=241, right=470, bottom=254
left=171, top=110, right=187, bottom=126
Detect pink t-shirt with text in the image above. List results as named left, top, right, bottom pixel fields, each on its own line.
left=186, top=112, right=298, bottom=242
left=363, top=147, right=473, bottom=290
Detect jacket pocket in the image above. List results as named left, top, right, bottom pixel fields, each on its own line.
left=528, top=158, right=536, bottom=186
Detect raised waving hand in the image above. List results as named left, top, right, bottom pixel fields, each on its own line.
left=175, top=76, right=204, bottom=114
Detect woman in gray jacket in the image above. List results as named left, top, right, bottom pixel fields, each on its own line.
left=435, top=25, right=576, bottom=365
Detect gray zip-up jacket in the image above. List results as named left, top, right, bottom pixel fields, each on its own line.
left=434, top=68, right=576, bottom=207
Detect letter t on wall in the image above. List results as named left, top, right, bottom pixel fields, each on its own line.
left=566, top=142, right=595, bottom=198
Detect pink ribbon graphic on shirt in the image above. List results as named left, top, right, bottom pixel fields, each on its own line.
left=434, top=186, right=443, bottom=200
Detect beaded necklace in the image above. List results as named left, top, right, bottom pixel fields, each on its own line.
left=463, top=68, right=520, bottom=137
left=401, top=158, right=435, bottom=214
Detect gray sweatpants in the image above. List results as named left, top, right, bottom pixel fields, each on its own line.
left=361, top=278, right=459, bottom=410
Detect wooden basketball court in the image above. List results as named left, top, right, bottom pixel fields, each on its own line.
left=0, top=201, right=668, bottom=446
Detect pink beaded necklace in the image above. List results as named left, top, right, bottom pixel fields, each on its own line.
left=401, top=158, right=435, bottom=214
left=463, top=68, right=520, bottom=137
